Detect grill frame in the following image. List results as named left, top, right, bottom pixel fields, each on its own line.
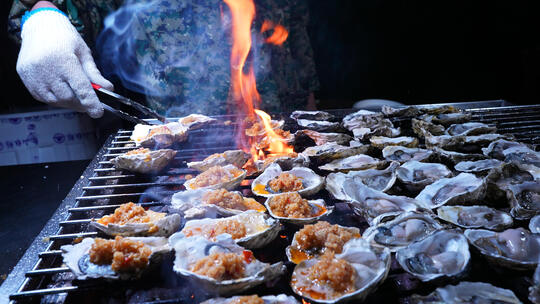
left=2, top=99, right=539, bottom=303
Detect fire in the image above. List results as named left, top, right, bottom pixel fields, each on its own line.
left=261, top=20, right=288, bottom=46
left=254, top=109, right=294, bottom=155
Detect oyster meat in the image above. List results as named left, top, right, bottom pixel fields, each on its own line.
left=319, top=154, right=385, bottom=172
left=369, top=136, right=418, bottom=149
left=296, top=119, right=344, bottom=133
left=486, top=162, right=535, bottom=203
left=342, top=109, right=400, bottom=140
left=437, top=205, right=513, bottom=231
left=382, top=146, right=434, bottom=163
left=251, top=163, right=324, bottom=197
left=396, top=161, right=453, bottom=192
left=291, top=238, right=390, bottom=303
left=264, top=192, right=333, bottom=225
left=294, top=130, right=352, bottom=146
left=291, top=110, right=335, bottom=121
left=169, top=234, right=285, bottom=294
left=179, top=210, right=280, bottom=249
left=362, top=211, right=442, bottom=252
left=415, top=173, right=486, bottom=209
left=301, top=141, right=370, bottom=164
left=396, top=230, right=470, bottom=282
left=465, top=228, right=540, bottom=270
left=454, top=159, right=503, bottom=174
left=507, top=181, right=540, bottom=220
left=446, top=122, right=496, bottom=136
left=201, top=294, right=300, bottom=304
left=184, top=165, right=246, bottom=190
left=530, top=214, right=540, bottom=233
left=131, top=122, right=188, bottom=148
left=408, top=281, right=522, bottom=304
left=177, top=114, right=216, bottom=130
left=187, top=150, right=250, bottom=172
left=111, top=148, right=177, bottom=174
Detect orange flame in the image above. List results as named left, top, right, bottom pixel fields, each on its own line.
left=255, top=109, right=294, bottom=155
left=261, top=20, right=288, bottom=46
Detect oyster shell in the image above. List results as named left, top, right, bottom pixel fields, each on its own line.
left=343, top=109, right=400, bottom=140
left=245, top=119, right=284, bottom=137
left=382, top=105, right=458, bottom=117
left=251, top=153, right=310, bottom=176
left=362, top=211, right=442, bottom=252
left=170, top=188, right=265, bottom=219
left=184, top=165, right=246, bottom=190
left=177, top=114, right=216, bottom=130
left=61, top=236, right=170, bottom=280
left=382, top=146, right=434, bottom=163
left=437, top=205, right=513, bottom=231
left=465, top=228, right=540, bottom=271
left=432, top=147, right=486, bottom=165
left=291, top=110, right=335, bottom=121
left=325, top=162, right=398, bottom=200
left=318, top=154, right=386, bottom=172
left=251, top=163, right=324, bottom=197
left=408, top=281, right=522, bottom=304
left=369, top=136, right=418, bottom=149
left=201, top=294, right=300, bottom=304
left=131, top=122, right=188, bottom=148
left=530, top=214, right=540, bottom=233
left=419, top=112, right=472, bottom=126
left=294, top=129, right=353, bottom=146
left=415, top=173, right=486, bottom=209
left=291, top=238, right=391, bottom=303
left=264, top=193, right=333, bottom=225
left=507, top=181, right=540, bottom=220
left=187, top=150, right=250, bottom=172
left=179, top=210, right=280, bottom=249
left=485, top=163, right=535, bottom=203
left=454, top=159, right=503, bottom=174
left=111, top=148, right=177, bottom=174
left=169, top=234, right=285, bottom=294
left=446, top=122, right=496, bottom=136
left=425, top=133, right=510, bottom=153
left=482, top=139, right=533, bottom=160
left=296, top=119, right=344, bottom=133
left=396, top=230, right=470, bottom=282
left=411, top=118, right=445, bottom=137
left=505, top=150, right=540, bottom=180
left=301, top=141, right=370, bottom=164
left=396, top=161, right=453, bottom=192
left=530, top=264, right=540, bottom=304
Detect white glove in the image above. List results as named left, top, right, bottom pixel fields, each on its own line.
left=16, top=9, right=113, bottom=118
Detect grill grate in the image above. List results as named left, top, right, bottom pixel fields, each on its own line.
left=3, top=100, right=539, bottom=303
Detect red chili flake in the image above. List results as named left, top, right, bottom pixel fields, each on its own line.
left=242, top=250, right=253, bottom=263
left=279, top=235, right=287, bottom=239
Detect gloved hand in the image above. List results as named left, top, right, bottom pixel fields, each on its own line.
left=16, top=8, right=113, bottom=118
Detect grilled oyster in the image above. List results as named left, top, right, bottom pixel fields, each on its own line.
left=301, top=141, right=370, bottom=164
left=396, top=161, right=452, bottom=192
left=415, top=173, right=486, bottom=209
left=486, top=163, right=535, bottom=204
left=291, top=110, right=335, bottom=121
left=291, top=238, right=391, bottom=303
left=326, top=162, right=398, bottom=200
left=111, top=148, right=176, bottom=174
left=90, top=202, right=181, bottom=237
left=437, top=205, right=513, bottom=231
left=294, top=130, right=353, bottom=146
left=61, top=236, right=170, bottom=280
left=169, top=234, right=285, bottom=294
left=296, top=119, right=344, bottom=133
left=432, top=147, right=486, bottom=165
left=425, top=133, right=510, bottom=153
left=505, top=150, right=540, bottom=180
left=465, top=228, right=540, bottom=271
left=179, top=210, right=280, bottom=249
left=319, top=154, right=386, bottom=172
left=170, top=188, right=265, bottom=219
left=454, top=159, right=503, bottom=174
left=201, top=294, right=300, bottom=304
left=530, top=215, right=540, bottom=233
left=411, top=118, right=445, bottom=137
left=396, top=230, right=470, bottom=282
left=131, top=122, right=188, bottom=148
left=362, top=211, right=442, bottom=252
left=251, top=163, right=324, bottom=197
left=178, top=114, right=216, bottom=130
left=382, top=146, right=434, bottom=163
left=507, top=181, right=540, bottom=220
left=408, top=281, right=522, bottom=304
left=244, top=118, right=284, bottom=137
left=286, top=221, right=361, bottom=264
left=343, top=109, right=400, bottom=140
left=419, top=112, right=472, bottom=126
left=382, top=105, right=459, bottom=117
left=446, top=122, right=496, bottom=136
left=369, top=136, right=418, bottom=149
left=482, top=139, right=533, bottom=160
left=250, top=153, right=310, bottom=176
left=184, top=165, right=246, bottom=190
left=264, top=192, right=333, bottom=225
left=187, top=150, right=250, bottom=172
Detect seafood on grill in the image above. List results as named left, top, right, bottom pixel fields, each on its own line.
left=382, top=105, right=459, bottom=117
left=530, top=214, right=540, bottom=233
left=187, top=150, right=251, bottom=172
left=295, top=119, right=344, bottom=133
left=432, top=147, right=486, bottom=165
left=437, top=205, right=513, bottom=231
left=395, top=230, right=470, bottom=282
left=362, top=211, right=442, bottom=252
left=396, top=161, right=453, bottom=192
left=290, top=238, right=391, bottom=303
left=482, top=138, right=534, bottom=160
left=485, top=162, right=535, bottom=204
left=454, top=159, right=503, bottom=174
left=250, top=153, right=310, bottom=176
left=90, top=202, right=181, bottom=237
left=408, top=281, right=522, bottom=304
left=61, top=236, right=170, bottom=280
left=415, top=173, right=486, bottom=209
left=464, top=228, right=540, bottom=271
left=505, top=150, right=540, bottom=180
left=170, top=188, right=266, bottom=218
left=111, top=148, right=177, bottom=174
left=325, top=162, right=398, bottom=200
left=318, top=154, right=386, bottom=172
left=294, top=129, right=353, bottom=146
left=264, top=192, right=333, bottom=225
left=184, top=165, right=246, bottom=190
left=530, top=264, right=540, bottom=304
left=291, top=110, right=335, bottom=121
left=300, top=141, right=370, bottom=164
left=169, top=234, right=285, bottom=294
left=343, top=109, right=400, bottom=140
left=419, top=112, right=472, bottom=126
left=381, top=146, right=434, bottom=163
left=177, top=114, right=216, bottom=130
left=201, top=294, right=300, bottom=304
left=369, top=136, right=419, bottom=149
left=286, top=221, right=361, bottom=264
left=251, top=163, right=324, bottom=197
left=131, top=122, right=188, bottom=148
left=506, top=181, right=540, bottom=220
left=411, top=118, right=445, bottom=137
left=244, top=117, right=284, bottom=137
left=425, top=133, right=511, bottom=153
left=179, top=210, right=280, bottom=249
left=446, top=122, right=496, bottom=136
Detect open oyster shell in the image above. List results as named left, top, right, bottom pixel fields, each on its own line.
left=245, top=119, right=284, bottom=137
left=291, top=110, right=335, bottom=121
left=530, top=215, right=540, bottom=233
left=419, top=112, right=472, bottom=126
left=111, top=148, right=177, bottom=174
left=465, top=228, right=540, bottom=271
left=408, top=281, right=522, bottom=304
left=396, top=161, right=453, bottom=192
left=485, top=162, right=535, bottom=204
left=294, top=130, right=353, bottom=146
left=251, top=153, right=310, bottom=177
left=370, top=136, right=418, bottom=149
left=415, top=173, right=486, bottom=209
left=296, top=119, right=344, bottom=133
left=507, top=181, right=540, bottom=220
left=342, top=110, right=400, bottom=140
left=291, top=238, right=391, bottom=304
left=61, top=236, right=170, bottom=280
left=131, top=122, right=189, bottom=148
left=381, top=146, right=434, bottom=163
left=454, top=158, right=503, bottom=174
left=184, top=165, right=246, bottom=190
left=382, top=105, right=458, bottom=117
left=179, top=210, right=280, bottom=249
left=437, top=205, right=513, bottom=231
left=264, top=194, right=333, bottom=225
left=432, top=147, right=486, bottom=165
left=169, top=234, right=286, bottom=295
left=177, top=114, right=216, bottom=130
left=90, top=209, right=181, bottom=237
left=363, top=211, right=442, bottom=252
left=301, top=141, right=370, bottom=164
left=425, top=133, right=510, bottom=153
left=482, top=139, right=533, bottom=160
left=318, top=154, right=386, bottom=172
left=411, top=118, right=445, bottom=137
left=396, top=230, right=470, bottom=282
left=446, top=122, right=496, bottom=136
left=251, top=163, right=324, bottom=197
left=187, top=150, right=250, bottom=172
left=170, top=188, right=265, bottom=219
left=201, top=294, right=300, bottom=304
left=325, top=162, right=398, bottom=200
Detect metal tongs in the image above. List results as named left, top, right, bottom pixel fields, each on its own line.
left=92, top=83, right=167, bottom=125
